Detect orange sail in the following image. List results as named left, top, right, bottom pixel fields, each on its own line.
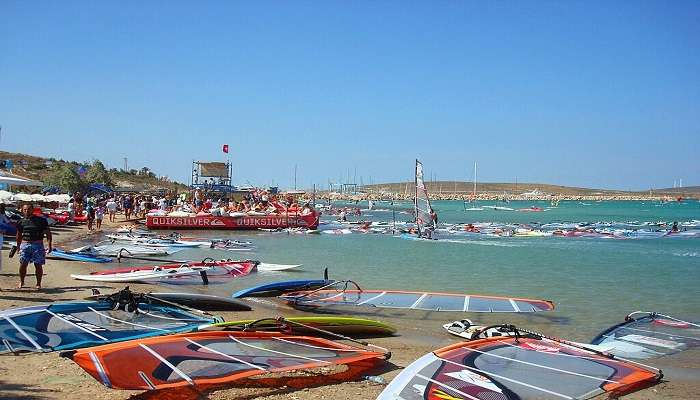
left=63, top=331, right=388, bottom=391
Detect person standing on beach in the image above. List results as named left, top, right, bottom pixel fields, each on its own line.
left=106, top=197, right=117, bottom=222
left=95, top=203, right=105, bottom=230
left=16, top=204, right=52, bottom=290
left=133, top=197, right=141, bottom=218
left=123, top=195, right=133, bottom=220
left=85, top=202, right=95, bottom=231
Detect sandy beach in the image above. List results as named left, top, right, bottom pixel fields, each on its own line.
left=1, top=217, right=698, bottom=400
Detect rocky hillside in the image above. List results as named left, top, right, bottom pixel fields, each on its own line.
left=0, top=150, right=187, bottom=192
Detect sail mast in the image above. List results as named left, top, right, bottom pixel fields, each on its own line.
left=473, top=161, right=477, bottom=199
left=414, top=159, right=421, bottom=237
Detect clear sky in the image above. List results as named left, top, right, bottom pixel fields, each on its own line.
left=1, top=1, right=698, bottom=190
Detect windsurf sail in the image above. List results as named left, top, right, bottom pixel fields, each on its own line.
left=203, top=316, right=397, bottom=337
left=233, top=268, right=333, bottom=298
left=590, top=311, right=700, bottom=359
left=90, top=260, right=257, bottom=277
left=63, top=331, right=389, bottom=391
left=281, top=281, right=554, bottom=313
left=0, top=301, right=214, bottom=354
left=378, top=328, right=661, bottom=400
left=77, top=260, right=257, bottom=285
left=414, top=159, right=435, bottom=237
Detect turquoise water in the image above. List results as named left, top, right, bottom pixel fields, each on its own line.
left=100, top=200, right=700, bottom=342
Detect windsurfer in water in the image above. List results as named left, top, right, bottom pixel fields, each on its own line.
left=425, top=208, right=438, bottom=239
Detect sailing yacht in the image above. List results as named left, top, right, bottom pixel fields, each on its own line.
left=464, top=161, right=484, bottom=211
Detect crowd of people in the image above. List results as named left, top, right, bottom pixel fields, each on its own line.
left=170, top=188, right=315, bottom=216
left=63, top=189, right=315, bottom=227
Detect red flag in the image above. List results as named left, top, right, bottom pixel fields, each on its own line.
left=222, top=144, right=229, bottom=153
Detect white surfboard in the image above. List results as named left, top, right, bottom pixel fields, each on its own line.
left=257, top=263, right=303, bottom=272
left=71, top=266, right=212, bottom=283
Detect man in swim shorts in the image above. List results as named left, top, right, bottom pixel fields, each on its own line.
left=16, top=204, right=52, bottom=290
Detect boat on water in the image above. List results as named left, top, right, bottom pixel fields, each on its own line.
left=463, top=161, right=484, bottom=211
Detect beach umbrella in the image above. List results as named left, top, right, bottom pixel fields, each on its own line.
left=45, top=194, right=68, bottom=203
left=0, top=190, right=13, bottom=204
left=11, top=193, right=34, bottom=202
left=31, top=193, right=47, bottom=202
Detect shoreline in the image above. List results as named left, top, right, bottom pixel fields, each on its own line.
left=320, top=193, right=699, bottom=202
left=0, top=217, right=697, bottom=399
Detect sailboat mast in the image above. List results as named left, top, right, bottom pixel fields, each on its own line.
left=473, top=161, right=477, bottom=198
left=414, top=159, right=421, bottom=236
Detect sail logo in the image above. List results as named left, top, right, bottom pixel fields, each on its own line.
left=241, top=217, right=294, bottom=227
left=444, top=370, right=502, bottom=393
left=56, top=313, right=109, bottom=332
left=653, top=319, right=689, bottom=328
left=151, top=217, right=216, bottom=226
left=520, top=342, right=560, bottom=353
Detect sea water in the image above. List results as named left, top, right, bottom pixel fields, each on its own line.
left=101, top=200, right=700, bottom=342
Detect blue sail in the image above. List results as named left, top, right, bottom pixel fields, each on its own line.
left=0, top=301, right=214, bottom=354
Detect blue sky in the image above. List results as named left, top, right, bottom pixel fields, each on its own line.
left=1, top=1, right=698, bottom=190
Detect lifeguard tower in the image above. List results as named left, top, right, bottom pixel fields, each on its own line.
left=191, top=161, right=234, bottom=193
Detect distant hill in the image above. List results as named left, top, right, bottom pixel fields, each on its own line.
left=361, top=181, right=699, bottom=197
left=652, top=186, right=700, bottom=194
left=0, top=150, right=187, bottom=192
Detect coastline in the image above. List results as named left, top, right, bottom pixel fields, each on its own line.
left=0, top=217, right=697, bottom=399
left=320, top=193, right=699, bottom=202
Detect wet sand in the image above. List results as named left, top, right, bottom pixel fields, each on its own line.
left=0, top=217, right=697, bottom=399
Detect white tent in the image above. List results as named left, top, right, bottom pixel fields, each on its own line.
left=0, top=174, right=43, bottom=187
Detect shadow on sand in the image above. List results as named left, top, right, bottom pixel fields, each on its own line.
left=0, top=380, right=57, bottom=400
